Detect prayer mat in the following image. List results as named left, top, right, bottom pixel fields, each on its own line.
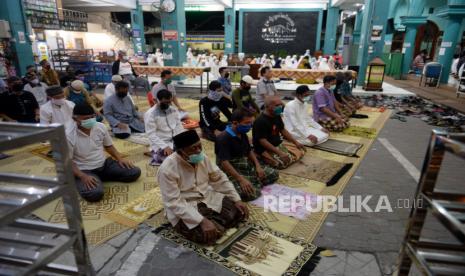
left=250, top=184, right=320, bottom=220
left=313, top=139, right=363, bottom=157
left=2, top=141, right=156, bottom=246
left=341, top=126, right=378, bottom=139
left=360, top=106, right=386, bottom=113
left=124, top=132, right=150, bottom=146
left=105, top=187, right=163, bottom=227
left=154, top=222, right=320, bottom=276
left=281, top=155, right=353, bottom=186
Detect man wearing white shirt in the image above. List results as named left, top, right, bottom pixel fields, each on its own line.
left=145, top=89, right=185, bottom=165
left=40, top=85, right=75, bottom=125
left=23, top=72, right=48, bottom=106
left=283, top=85, right=329, bottom=146
left=67, top=102, right=141, bottom=202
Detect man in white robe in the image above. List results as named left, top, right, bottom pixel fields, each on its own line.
left=283, top=85, right=329, bottom=146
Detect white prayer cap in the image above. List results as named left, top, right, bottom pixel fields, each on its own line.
left=112, top=75, right=123, bottom=82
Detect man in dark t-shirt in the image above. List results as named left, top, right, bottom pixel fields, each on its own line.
left=231, top=76, right=260, bottom=116
left=252, top=96, right=305, bottom=169
left=215, top=109, right=278, bottom=201
left=0, top=77, right=39, bottom=123
left=199, top=81, right=232, bottom=141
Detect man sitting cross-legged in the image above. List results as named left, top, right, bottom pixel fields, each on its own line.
left=40, top=85, right=75, bottom=125
left=67, top=103, right=141, bottom=202
left=313, top=75, right=350, bottom=132
left=215, top=109, right=279, bottom=201
left=252, top=96, right=305, bottom=169
left=283, top=85, right=329, bottom=146
left=103, top=81, right=145, bottom=139
left=157, top=130, right=249, bottom=244
left=144, top=89, right=185, bottom=165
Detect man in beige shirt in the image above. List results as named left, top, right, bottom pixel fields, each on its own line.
left=157, top=130, right=249, bottom=244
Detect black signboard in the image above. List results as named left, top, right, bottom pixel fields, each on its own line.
left=242, top=11, right=320, bottom=55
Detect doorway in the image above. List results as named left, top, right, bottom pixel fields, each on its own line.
left=414, top=20, right=440, bottom=60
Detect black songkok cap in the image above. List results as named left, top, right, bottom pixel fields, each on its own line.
left=73, top=103, right=95, bottom=116
left=173, top=130, right=200, bottom=149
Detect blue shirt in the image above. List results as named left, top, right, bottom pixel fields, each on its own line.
left=218, top=77, right=232, bottom=95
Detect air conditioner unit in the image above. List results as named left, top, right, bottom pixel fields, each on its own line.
left=0, top=20, right=11, bottom=38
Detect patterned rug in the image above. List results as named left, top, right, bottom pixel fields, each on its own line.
left=155, top=222, right=320, bottom=276
left=313, top=139, right=363, bottom=157
left=281, top=155, right=353, bottom=186
left=105, top=187, right=163, bottom=227
left=1, top=138, right=157, bottom=246
left=341, top=126, right=378, bottom=139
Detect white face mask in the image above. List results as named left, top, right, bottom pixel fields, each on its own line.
left=52, top=98, right=66, bottom=106
left=31, top=79, right=39, bottom=85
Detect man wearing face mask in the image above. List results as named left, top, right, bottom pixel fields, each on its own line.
left=313, top=75, right=350, bottom=132
left=157, top=130, right=249, bottom=244
left=144, top=89, right=185, bottom=165
left=112, top=50, right=151, bottom=94
left=0, top=76, right=39, bottom=123
left=151, top=70, right=187, bottom=117
left=252, top=96, right=305, bottom=169
left=64, top=80, right=103, bottom=122
left=67, top=103, right=141, bottom=202
left=255, top=66, right=278, bottom=109
left=199, top=80, right=233, bottom=141
left=231, top=75, right=260, bottom=116
left=103, top=81, right=144, bottom=139
left=23, top=72, right=48, bottom=106
left=104, top=75, right=134, bottom=104
left=217, top=67, right=232, bottom=95
left=40, top=85, right=75, bottom=125
left=283, top=85, right=329, bottom=146
left=215, top=109, right=278, bottom=201
left=39, top=59, right=60, bottom=86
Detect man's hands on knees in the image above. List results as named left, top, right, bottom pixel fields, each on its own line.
left=235, top=201, right=249, bottom=220
left=200, top=218, right=219, bottom=244
left=239, top=177, right=255, bottom=197
left=118, top=158, right=134, bottom=169
left=80, top=174, right=98, bottom=191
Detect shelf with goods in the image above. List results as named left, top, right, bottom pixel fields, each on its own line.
left=50, top=49, right=94, bottom=72
left=23, top=0, right=60, bottom=30
left=59, top=8, right=88, bottom=32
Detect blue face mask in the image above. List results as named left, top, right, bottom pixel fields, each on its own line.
left=80, top=118, right=97, bottom=129
left=187, top=152, right=205, bottom=164
left=237, top=124, right=252, bottom=134
left=273, top=105, right=284, bottom=116
left=208, top=90, right=223, bottom=102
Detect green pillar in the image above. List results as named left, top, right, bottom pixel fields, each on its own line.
left=356, top=0, right=375, bottom=85
left=224, top=5, right=236, bottom=55
left=131, top=0, right=146, bottom=55
left=352, top=9, right=362, bottom=45
left=0, top=0, right=34, bottom=76
left=323, top=3, right=340, bottom=54
left=161, top=0, right=186, bottom=66
left=436, top=1, right=465, bottom=83
left=370, top=0, right=391, bottom=59
left=400, top=16, right=427, bottom=76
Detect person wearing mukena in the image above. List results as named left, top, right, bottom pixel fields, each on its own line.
left=157, top=130, right=249, bottom=244
left=67, top=103, right=141, bottom=202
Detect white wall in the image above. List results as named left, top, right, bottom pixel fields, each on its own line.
left=40, top=22, right=130, bottom=56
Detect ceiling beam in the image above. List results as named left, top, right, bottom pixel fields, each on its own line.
left=212, top=0, right=232, bottom=8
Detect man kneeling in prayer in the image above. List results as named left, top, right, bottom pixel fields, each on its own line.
left=283, top=85, right=329, bottom=146
left=145, top=89, right=185, bottom=165
left=252, top=96, right=305, bottom=169
left=157, top=130, right=249, bottom=244
left=68, top=103, right=141, bottom=202
left=215, top=109, right=279, bottom=201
